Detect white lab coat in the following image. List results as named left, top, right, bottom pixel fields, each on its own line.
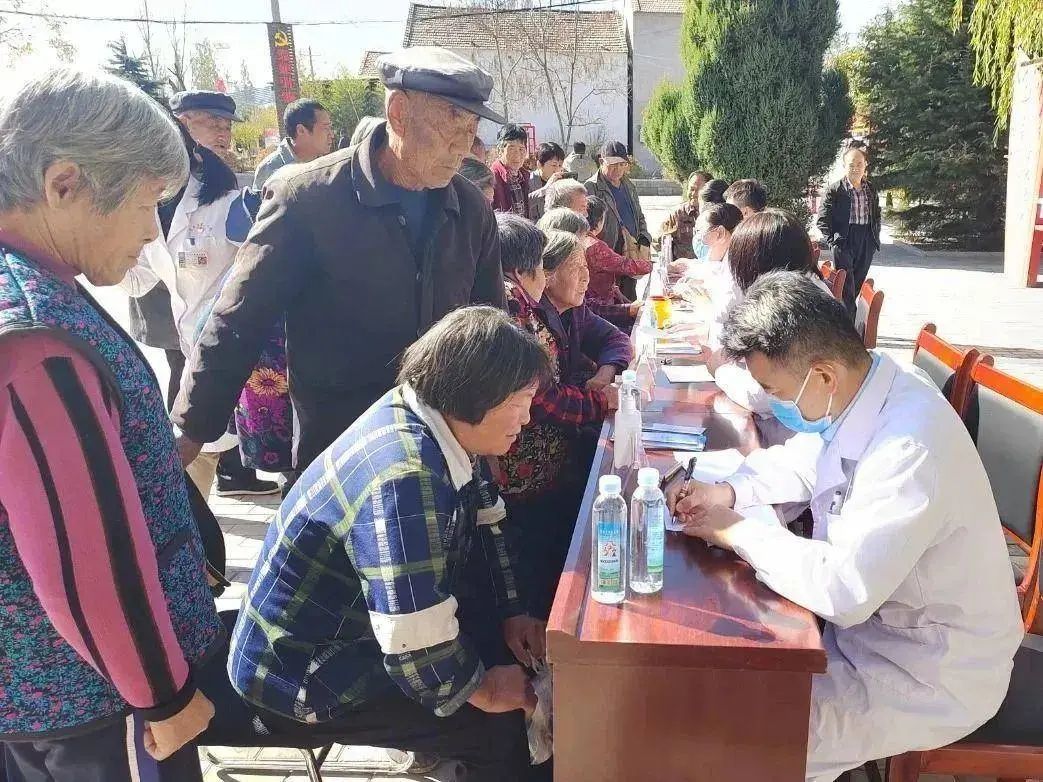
left=721, top=353, right=1023, bottom=782
left=120, top=178, right=242, bottom=452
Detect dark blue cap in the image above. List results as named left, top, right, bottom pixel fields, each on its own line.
left=378, top=47, right=506, bottom=125
left=169, top=91, right=241, bottom=122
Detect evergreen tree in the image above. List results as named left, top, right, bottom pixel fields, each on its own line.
left=105, top=37, right=164, bottom=102
left=642, top=0, right=851, bottom=205
left=190, top=40, right=220, bottom=91
left=855, top=0, right=1007, bottom=246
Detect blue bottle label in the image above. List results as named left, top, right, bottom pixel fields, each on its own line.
left=596, top=520, right=622, bottom=590
left=647, top=506, right=665, bottom=575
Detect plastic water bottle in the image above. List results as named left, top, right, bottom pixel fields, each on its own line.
left=629, top=467, right=666, bottom=594
left=591, top=474, right=627, bottom=605
left=634, top=304, right=657, bottom=361
left=613, top=370, right=643, bottom=469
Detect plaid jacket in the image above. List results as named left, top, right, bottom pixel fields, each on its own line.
left=228, top=386, right=522, bottom=722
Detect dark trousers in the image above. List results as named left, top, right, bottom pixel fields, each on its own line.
left=833, top=224, right=876, bottom=318
left=165, top=349, right=186, bottom=413
left=4, top=713, right=202, bottom=782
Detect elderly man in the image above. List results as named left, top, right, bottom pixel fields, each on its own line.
left=170, top=90, right=240, bottom=167
left=229, top=306, right=551, bottom=780
left=544, top=178, right=589, bottom=217
left=174, top=47, right=508, bottom=472
left=585, top=141, right=650, bottom=300
left=254, top=98, right=335, bottom=189
left=0, top=69, right=222, bottom=782
left=670, top=272, right=1022, bottom=782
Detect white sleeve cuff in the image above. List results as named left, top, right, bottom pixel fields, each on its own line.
left=725, top=475, right=758, bottom=510
left=476, top=497, right=507, bottom=527
left=370, top=596, right=460, bottom=654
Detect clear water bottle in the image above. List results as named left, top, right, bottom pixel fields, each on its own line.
left=613, top=370, right=643, bottom=469
left=630, top=467, right=666, bottom=594
left=591, top=474, right=627, bottom=605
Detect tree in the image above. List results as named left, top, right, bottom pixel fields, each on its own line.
left=953, top=0, right=1043, bottom=127
left=236, top=59, right=254, bottom=93
left=105, top=37, right=165, bottom=103
left=641, top=0, right=851, bottom=205
left=1, top=0, right=74, bottom=63
left=190, top=39, right=220, bottom=91
left=855, top=0, right=1007, bottom=246
left=300, top=71, right=384, bottom=141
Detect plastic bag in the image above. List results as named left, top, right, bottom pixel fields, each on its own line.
left=527, top=662, right=553, bottom=765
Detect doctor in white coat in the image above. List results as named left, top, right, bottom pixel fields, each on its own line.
left=671, top=272, right=1023, bottom=782
left=120, top=135, right=259, bottom=496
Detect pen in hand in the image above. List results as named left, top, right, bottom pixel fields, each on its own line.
left=680, top=456, right=698, bottom=499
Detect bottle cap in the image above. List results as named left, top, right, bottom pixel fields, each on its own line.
left=621, top=369, right=637, bottom=384
left=637, top=467, right=660, bottom=487
left=599, top=475, right=622, bottom=495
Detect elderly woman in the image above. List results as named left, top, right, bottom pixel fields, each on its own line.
left=543, top=178, right=589, bottom=216
left=537, top=206, right=590, bottom=238
left=459, top=156, right=496, bottom=204
left=0, top=70, right=222, bottom=780
left=491, top=123, right=531, bottom=217
left=582, top=195, right=651, bottom=331
left=704, top=208, right=832, bottom=415
left=496, top=214, right=632, bottom=617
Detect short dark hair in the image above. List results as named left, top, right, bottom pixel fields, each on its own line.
left=398, top=306, right=551, bottom=425
left=586, top=194, right=607, bottom=229
left=498, top=123, right=528, bottom=145
left=843, top=144, right=869, bottom=163
left=283, top=99, right=327, bottom=139
left=573, top=141, right=586, bottom=155
left=728, top=208, right=822, bottom=292
left=698, top=178, right=730, bottom=207
left=701, top=202, right=743, bottom=233
left=537, top=141, right=566, bottom=165
left=724, top=179, right=769, bottom=212
left=497, top=212, right=546, bottom=275
left=541, top=229, right=582, bottom=273
left=459, top=157, right=494, bottom=191
left=721, top=271, right=868, bottom=371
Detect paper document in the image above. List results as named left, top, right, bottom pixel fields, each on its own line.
left=645, top=423, right=706, bottom=436
left=667, top=503, right=780, bottom=533
left=656, top=340, right=701, bottom=356
left=672, top=448, right=745, bottom=481
left=663, top=364, right=714, bottom=384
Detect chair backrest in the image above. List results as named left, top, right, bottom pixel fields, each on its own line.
left=828, top=268, right=847, bottom=302
left=819, top=259, right=834, bottom=276
left=911, top=323, right=990, bottom=417
left=965, top=362, right=1043, bottom=552
left=854, top=280, right=884, bottom=349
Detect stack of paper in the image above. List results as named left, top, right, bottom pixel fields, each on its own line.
left=662, top=364, right=714, bottom=384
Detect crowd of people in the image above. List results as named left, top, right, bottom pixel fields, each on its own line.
left=0, top=43, right=1023, bottom=782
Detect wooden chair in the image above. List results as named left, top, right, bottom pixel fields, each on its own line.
left=854, top=279, right=884, bottom=349
left=910, top=323, right=991, bottom=419
left=817, top=261, right=848, bottom=302
left=885, top=365, right=1043, bottom=782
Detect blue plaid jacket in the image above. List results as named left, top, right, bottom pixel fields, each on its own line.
left=228, top=386, right=522, bottom=722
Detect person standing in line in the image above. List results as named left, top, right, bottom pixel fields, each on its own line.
left=491, top=124, right=532, bottom=217
left=254, top=98, right=335, bottom=190
left=173, top=47, right=509, bottom=474
left=661, top=170, right=712, bottom=260
left=563, top=141, right=596, bottom=182
left=817, top=145, right=882, bottom=318
left=170, top=89, right=240, bottom=169
left=527, top=141, right=567, bottom=221
left=584, top=142, right=651, bottom=300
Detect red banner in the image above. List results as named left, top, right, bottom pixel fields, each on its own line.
left=267, top=22, right=300, bottom=131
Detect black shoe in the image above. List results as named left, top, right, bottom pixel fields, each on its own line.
left=215, top=475, right=281, bottom=497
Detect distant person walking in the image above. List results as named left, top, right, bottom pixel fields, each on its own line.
left=564, top=141, right=596, bottom=182
left=817, top=145, right=881, bottom=317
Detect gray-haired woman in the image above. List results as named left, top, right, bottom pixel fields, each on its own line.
left=0, top=69, right=222, bottom=780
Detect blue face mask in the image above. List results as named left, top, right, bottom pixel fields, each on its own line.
left=768, top=368, right=834, bottom=434
left=694, top=240, right=710, bottom=261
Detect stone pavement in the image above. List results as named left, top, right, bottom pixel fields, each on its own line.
left=83, top=195, right=1041, bottom=781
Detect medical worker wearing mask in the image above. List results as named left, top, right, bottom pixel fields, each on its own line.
left=670, top=272, right=1022, bottom=782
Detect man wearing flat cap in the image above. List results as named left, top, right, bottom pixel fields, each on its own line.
left=173, top=48, right=508, bottom=472
left=171, top=90, right=241, bottom=166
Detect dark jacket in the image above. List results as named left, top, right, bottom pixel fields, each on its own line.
left=585, top=172, right=651, bottom=254
left=174, top=122, right=505, bottom=469
left=491, top=159, right=530, bottom=218
left=816, top=178, right=882, bottom=251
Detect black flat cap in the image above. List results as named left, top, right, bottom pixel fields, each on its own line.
left=169, top=91, right=242, bottom=122
left=600, top=141, right=630, bottom=165
left=378, top=47, right=506, bottom=125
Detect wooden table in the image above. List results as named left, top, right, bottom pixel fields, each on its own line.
left=547, top=358, right=826, bottom=781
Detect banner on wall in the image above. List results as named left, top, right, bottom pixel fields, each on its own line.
left=1004, top=52, right=1043, bottom=288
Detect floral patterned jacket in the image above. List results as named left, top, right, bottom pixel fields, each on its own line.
left=498, top=278, right=632, bottom=498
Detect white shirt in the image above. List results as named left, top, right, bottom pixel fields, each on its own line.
left=721, top=354, right=1022, bottom=781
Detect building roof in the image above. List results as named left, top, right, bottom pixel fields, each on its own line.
left=632, top=0, right=683, bottom=12
left=402, top=3, right=628, bottom=53
left=359, top=50, right=390, bottom=79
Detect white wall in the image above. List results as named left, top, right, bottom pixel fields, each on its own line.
left=630, top=11, right=685, bottom=175
left=459, top=47, right=629, bottom=151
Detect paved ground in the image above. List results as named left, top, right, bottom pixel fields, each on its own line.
left=83, top=194, right=1041, bottom=780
